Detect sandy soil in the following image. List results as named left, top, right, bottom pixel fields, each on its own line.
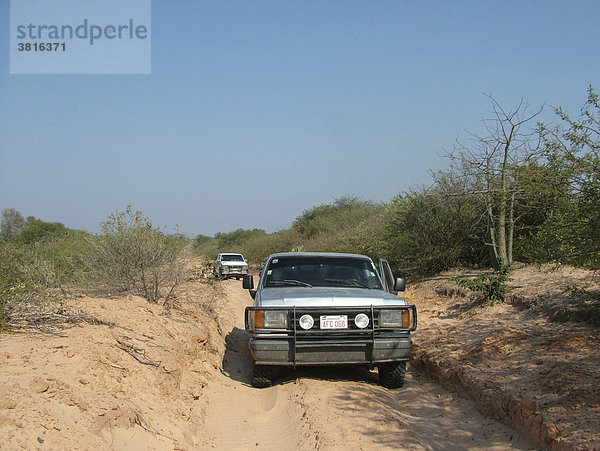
left=0, top=263, right=597, bottom=449
left=0, top=280, right=225, bottom=450
left=408, top=264, right=600, bottom=450
left=201, top=280, right=526, bottom=450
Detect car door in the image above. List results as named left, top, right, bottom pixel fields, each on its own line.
left=378, top=259, right=397, bottom=294
left=214, top=254, right=221, bottom=274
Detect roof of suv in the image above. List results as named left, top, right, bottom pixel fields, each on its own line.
left=267, top=252, right=372, bottom=260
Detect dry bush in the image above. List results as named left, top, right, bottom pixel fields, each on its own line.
left=0, top=240, right=103, bottom=332
left=187, top=257, right=220, bottom=285
left=85, top=207, right=187, bottom=304
left=0, top=239, right=60, bottom=328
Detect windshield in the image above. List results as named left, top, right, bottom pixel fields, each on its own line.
left=263, top=255, right=383, bottom=289
left=222, top=254, right=244, bottom=262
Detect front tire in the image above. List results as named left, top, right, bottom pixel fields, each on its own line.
left=251, top=364, right=273, bottom=388
left=378, top=361, right=407, bottom=389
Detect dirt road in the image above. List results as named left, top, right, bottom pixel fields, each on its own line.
left=0, top=275, right=540, bottom=449
left=201, top=279, right=529, bottom=450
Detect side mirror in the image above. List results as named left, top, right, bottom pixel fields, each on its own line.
left=243, top=275, right=254, bottom=290
left=242, top=275, right=256, bottom=299
left=393, top=278, right=406, bottom=292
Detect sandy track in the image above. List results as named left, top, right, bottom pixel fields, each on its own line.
left=201, top=281, right=317, bottom=450
left=202, top=279, right=530, bottom=450
left=0, top=275, right=537, bottom=449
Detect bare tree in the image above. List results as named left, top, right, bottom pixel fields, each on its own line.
left=1, top=208, right=25, bottom=239
left=447, top=94, right=543, bottom=268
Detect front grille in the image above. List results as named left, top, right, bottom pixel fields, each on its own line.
left=226, top=266, right=245, bottom=272
left=293, top=308, right=378, bottom=332
left=245, top=305, right=417, bottom=334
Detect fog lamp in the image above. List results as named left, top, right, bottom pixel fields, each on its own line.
left=354, top=313, right=370, bottom=329
left=299, top=314, right=314, bottom=330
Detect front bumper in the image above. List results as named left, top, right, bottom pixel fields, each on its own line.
left=250, top=334, right=412, bottom=366
left=220, top=266, right=248, bottom=276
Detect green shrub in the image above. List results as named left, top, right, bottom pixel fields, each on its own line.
left=237, top=198, right=386, bottom=265
left=450, top=264, right=511, bottom=305
left=293, top=197, right=381, bottom=239
left=34, top=230, right=92, bottom=285
left=0, top=239, right=59, bottom=327
left=192, top=234, right=219, bottom=258
left=214, top=228, right=267, bottom=250
left=19, top=217, right=69, bottom=244
left=240, top=228, right=302, bottom=264
left=87, top=206, right=186, bottom=304
left=385, top=187, right=487, bottom=276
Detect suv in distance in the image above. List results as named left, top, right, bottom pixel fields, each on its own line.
left=213, top=253, right=249, bottom=280
left=243, top=252, right=417, bottom=388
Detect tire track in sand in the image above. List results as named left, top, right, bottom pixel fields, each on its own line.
left=201, top=279, right=318, bottom=450
left=202, top=279, right=529, bottom=450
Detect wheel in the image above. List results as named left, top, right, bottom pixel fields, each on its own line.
left=378, top=361, right=407, bottom=389
left=235, top=276, right=241, bottom=280
left=251, top=364, right=273, bottom=388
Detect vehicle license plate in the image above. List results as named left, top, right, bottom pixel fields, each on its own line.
left=320, top=315, right=348, bottom=330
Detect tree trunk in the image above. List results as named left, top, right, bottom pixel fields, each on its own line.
left=496, top=198, right=508, bottom=267
left=495, top=136, right=512, bottom=268
left=507, top=193, right=515, bottom=265
left=487, top=203, right=500, bottom=269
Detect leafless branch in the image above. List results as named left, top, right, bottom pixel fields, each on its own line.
left=115, top=337, right=161, bottom=367
left=1, top=303, right=110, bottom=332
left=131, top=408, right=176, bottom=441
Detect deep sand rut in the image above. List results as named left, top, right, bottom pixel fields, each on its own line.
left=202, top=281, right=317, bottom=450
left=202, top=280, right=530, bottom=450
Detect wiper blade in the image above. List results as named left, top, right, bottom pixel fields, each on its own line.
left=324, top=278, right=370, bottom=289
left=269, top=279, right=313, bottom=287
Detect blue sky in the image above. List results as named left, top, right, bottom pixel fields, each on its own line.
left=1, top=0, right=599, bottom=236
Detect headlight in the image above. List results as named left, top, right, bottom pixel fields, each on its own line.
left=379, top=309, right=411, bottom=328
left=253, top=310, right=288, bottom=329
left=354, top=313, right=369, bottom=329
left=299, top=314, right=314, bottom=330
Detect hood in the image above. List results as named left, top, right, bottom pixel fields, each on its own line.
left=221, top=261, right=247, bottom=266
left=256, top=287, right=408, bottom=307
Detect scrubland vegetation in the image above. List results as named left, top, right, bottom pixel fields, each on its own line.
left=0, top=206, right=188, bottom=330
left=199, top=88, right=600, bottom=274
left=2, top=87, right=599, bottom=329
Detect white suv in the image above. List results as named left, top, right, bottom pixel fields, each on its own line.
left=213, top=253, right=249, bottom=280
left=243, top=252, right=417, bottom=388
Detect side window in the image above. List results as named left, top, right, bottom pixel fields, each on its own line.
left=378, top=259, right=396, bottom=294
